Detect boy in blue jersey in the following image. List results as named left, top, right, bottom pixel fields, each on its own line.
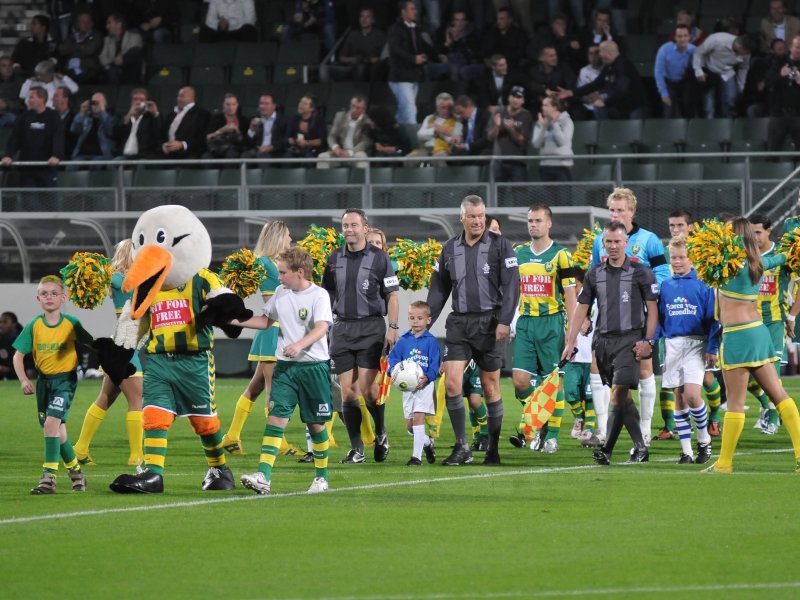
left=658, top=235, right=718, bottom=463
left=389, top=301, right=440, bottom=465
left=591, top=188, right=669, bottom=444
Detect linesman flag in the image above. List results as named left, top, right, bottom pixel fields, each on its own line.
left=375, top=351, right=391, bottom=406
left=425, top=372, right=447, bottom=439
left=521, top=352, right=575, bottom=440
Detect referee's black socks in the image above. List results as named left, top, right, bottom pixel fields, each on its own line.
left=342, top=401, right=364, bottom=450
left=621, top=401, right=646, bottom=449
left=446, top=394, right=468, bottom=446
left=603, top=404, right=625, bottom=454
left=366, top=401, right=386, bottom=437
left=487, top=400, right=503, bottom=450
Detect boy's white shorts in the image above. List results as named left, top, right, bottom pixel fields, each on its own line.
left=402, top=382, right=436, bottom=420
left=662, top=337, right=706, bottom=388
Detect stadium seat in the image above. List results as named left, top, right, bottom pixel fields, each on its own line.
left=621, top=163, right=657, bottom=182
left=154, top=86, right=182, bottom=111
left=149, top=43, right=194, bottom=68
left=749, top=162, right=795, bottom=180
left=685, top=118, right=731, bottom=154
left=432, top=166, right=486, bottom=207
left=190, top=65, right=227, bottom=86
left=575, top=163, right=613, bottom=182
left=401, top=124, right=422, bottom=152
left=194, top=42, right=237, bottom=66
left=435, top=166, right=482, bottom=183
left=701, top=0, right=746, bottom=17
left=325, top=82, right=370, bottom=114
left=272, top=65, right=305, bottom=84
left=89, top=169, right=132, bottom=188
left=176, top=169, right=221, bottom=210
left=703, top=162, right=747, bottom=180
left=305, top=169, right=349, bottom=186
left=231, top=65, right=270, bottom=86
left=366, top=167, right=393, bottom=184
left=276, top=40, right=322, bottom=66
left=133, top=169, right=178, bottom=187
left=730, top=118, right=769, bottom=153
left=148, top=65, right=185, bottom=85
left=58, top=171, right=90, bottom=187
left=220, top=168, right=262, bottom=187
left=262, top=168, right=306, bottom=186
left=626, top=35, right=660, bottom=62
left=129, top=170, right=178, bottom=211
left=234, top=42, right=278, bottom=66
left=368, top=82, right=397, bottom=108
left=657, top=162, right=703, bottom=180
left=595, top=119, right=643, bottom=154
left=304, top=169, right=357, bottom=209
left=641, top=118, right=687, bottom=154
left=572, top=120, right=598, bottom=154
left=197, top=85, right=230, bottom=111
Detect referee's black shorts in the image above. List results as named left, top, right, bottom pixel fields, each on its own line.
left=444, top=311, right=505, bottom=372
left=330, top=316, right=385, bottom=374
left=592, top=330, right=643, bottom=389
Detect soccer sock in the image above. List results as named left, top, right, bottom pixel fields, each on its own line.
left=144, top=429, right=168, bottom=475
left=583, top=399, right=597, bottom=431
left=43, top=436, right=60, bottom=474
left=487, top=400, right=503, bottom=450
left=748, top=379, right=769, bottom=410
left=638, top=375, right=656, bottom=435
left=545, top=389, right=565, bottom=441
left=568, top=399, right=583, bottom=419
left=366, top=401, right=386, bottom=438
left=446, top=393, right=468, bottom=445
left=767, top=402, right=780, bottom=426
left=412, top=424, right=425, bottom=459
left=342, top=401, right=364, bottom=451
left=660, top=388, right=675, bottom=431
left=359, top=396, right=376, bottom=445
left=474, top=402, right=488, bottom=436
left=690, top=404, right=711, bottom=445
left=306, top=427, right=313, bottom=452
left=258, top=424, right=284, bottom=480
left=590, top=374, right=607, bottom=436
left=704, top=378, right=722, bottom=422
left=126, top=411, right=143, bottom=459
left=602, top=404, right=625, bottom=453
left=201, top=431, right=226, bottom=467
left=468, top=404, right=479, bottom=433
left=228, top=394, right=255, bottom=440
left=60, top=440, right=78, bottom=470
left=621, top=402, right=645, bottom=449
left=326, top=412, right=337, bottom=447
left=309, top=428, right=329, bottom=480
left=74, top=404, right=106, bottom=455
left=674, top=408, right=693, bottom=456
left=717, top=412, right=745, bottom=469
left=776, top=399, right=800, bottom=460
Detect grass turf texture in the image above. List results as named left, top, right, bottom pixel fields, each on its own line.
left=2, top=378, right=799, bottom=600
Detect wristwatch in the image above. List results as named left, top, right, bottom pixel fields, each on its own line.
left=388, top=322, right=399, bottom=330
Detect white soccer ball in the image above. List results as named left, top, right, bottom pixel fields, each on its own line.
left=391, top=359, right=423, bottom=392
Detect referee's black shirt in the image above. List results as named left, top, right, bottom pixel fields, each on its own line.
left=578, top=257, right=659, bottom=335
left=427, top=229, right=520, bottom=326
left=322, top=243, right=400, bottom=319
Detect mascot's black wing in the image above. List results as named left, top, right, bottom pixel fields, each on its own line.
left=196, top=292, right=253, bottom=339
left=92, top=338, right=136, bottom=386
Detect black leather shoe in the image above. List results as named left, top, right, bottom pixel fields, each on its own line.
left=509, top=433, right=525, bottom=448
left=423, top=441, right=436, bottom=464
left=374, top=434, right=390, bottom=463
left=471, top=434, right=489, bottom=452
left=406, top=456, right=422, bottom=466
left=109, top=469, right=164, bottom=494
left=202, top=465, right=235, bottom=490
left=626, top=447, right=650, bottom=463
left=695, top=442, right=712, bottom=464
left=592, top=449, right=611, bottom=466
left=442, top=444, right=473, bottom=466
left=298, top=451, right=314, bottom=463
left=678, top=453, right=694, bottom=464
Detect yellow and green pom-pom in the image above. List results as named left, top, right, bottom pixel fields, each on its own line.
left=686, top=218, right=746, bottom=287
left=219, top=248, right=267, bottom=298
left=389, top=238, right=442, bottom=290
left=297, top=225, right=345, bottom=284
left=573, top=223, right=602, bottom=271
left=777, top=226, right=800, bottom=274
left=60, top=252, right=112, bottom=309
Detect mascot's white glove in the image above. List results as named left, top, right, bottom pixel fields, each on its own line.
left=113, top=300, right=150, bottom=350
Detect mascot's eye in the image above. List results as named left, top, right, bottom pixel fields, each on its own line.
left=156, top=229, right=167, bottom=244
left=138, top=232, right=145, bottom=246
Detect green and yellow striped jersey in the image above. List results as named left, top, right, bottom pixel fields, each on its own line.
left=145, top=269, right=224, bottom=354
left=515, top=241, right=575, bottom=316
left=13, top=313, right=92, bottom=375
left=759, top=244, right=789, bottom=324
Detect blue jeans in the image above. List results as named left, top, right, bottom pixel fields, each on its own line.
left=703, top=75, right=738, bottom=118
left=389, top=81, right=419, bottom=125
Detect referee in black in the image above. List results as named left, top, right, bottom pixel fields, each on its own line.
left=427, top=195, right=520, bottom=466
left=322, top=208, right=400, bottom=464
left=561, top=220, right=659, bottom=465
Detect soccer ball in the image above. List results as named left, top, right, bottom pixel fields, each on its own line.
left=391, top=359, right=422, bottom=392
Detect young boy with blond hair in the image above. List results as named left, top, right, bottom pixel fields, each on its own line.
left=13, top=275, right=94, bottom=494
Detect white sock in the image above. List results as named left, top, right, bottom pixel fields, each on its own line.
left=424, top=434, right=432, bottom=447
left=412, top=425, right=425, bottom=459
left=639, top=375, right=656, bottom=435
left=674, top=409, right=693, bottom=456
left=590, top=373, right=607, bottom=436
left=305, top=426, right=313, bottom=452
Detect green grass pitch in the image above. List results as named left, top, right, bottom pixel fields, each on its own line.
left=2, top=377, right=800, bottom=600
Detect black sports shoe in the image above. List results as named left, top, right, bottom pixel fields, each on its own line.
left=592, top=449, right=611, bottom=465
left=442, top=444, right=474, bottom=466
left=374, top=434, right=390, bottom=463
left=109, top=469, right=164, bottom=494
left=471, top=434, right=489, bottom=452
left=340, top=449, right=366, bottom=464
left=202, top=465, right=235, bottom=490
left=406, top=456, right=422, bottom=466
left=509, top=433, right=525, bottom=448
left=298, top=451, right=314, bottom=463
left=626, top=447, right=649, bottom=463
left=695, top=442, right=712, bottom=464
left=678, top=453, right=694, bottom=464
left=423, top=441, right=436, bottom=464
left=483, top=449, right=501, bottom=466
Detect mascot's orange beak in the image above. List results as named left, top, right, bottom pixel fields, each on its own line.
left=123, top=245, right=173, bottom=320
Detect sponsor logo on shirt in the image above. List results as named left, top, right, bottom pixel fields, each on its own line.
left=361, top=279, right=370, bottom=290
left=520, top=274, right=553, bottom=297
left=630, top=243, right=642, bottom=256
left=760, top=275, right=777, bottom=296
left=622, top=291, right=630, bottom=303
left=482, top=262, right=491, bottom=274
left=151, top=298, right=192, bottom=330
left=666, top=295, right=698, bottom=317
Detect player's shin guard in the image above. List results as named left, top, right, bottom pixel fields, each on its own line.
left=143, top=429, right=168, bottom=474
left=776, top=399, right=800, bottom=461
left=309, top=427, right=329, bottom=480
left=674, top=408, right=693, bottom=456
left=74, top=404, right=106, bottom=456
left=412, top=424, right=426, bottom=459
left=590, top=374, right=607, bottom=436
left=446, top=393, right=468, bottom=446
left=638, top=375, right=656, bottom=435
left=690, top=403, right=711, bottom=445
left=514, top=385, right=534, bottom=435
left=342, top=401, right=364, bottom=451
left=717, top=412, right=745, bottom=469
left=487, top=400, right=503, bottom=451
left=603, top=404, right=626, bottom=453
left=258, top=423, right=284, bottom=479
left=660, top=388, right=675, bottom=431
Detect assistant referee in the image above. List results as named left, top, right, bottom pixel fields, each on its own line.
left=427, top=195, right=520, bottom=466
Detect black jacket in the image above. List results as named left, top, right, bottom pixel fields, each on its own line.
left=162, top=105, right=211, bottom=157
left=114, top=111, right=163, bottom=157
left=387, top=20, right=433, bottom=83
left=573, top=55, right=644, bottom=118
left=472, top=67, right=519, bottom=109
left=456, top=106, right=491, bottom=157
left=244, top=113, right=288, bottom=155
left=766, top=56, right=800, bottom=117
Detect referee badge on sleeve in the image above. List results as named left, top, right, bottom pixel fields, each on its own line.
left=384, top=276, right=399, bottom=287
left=651, top=283, right=659, bottom=295
left=505, top=257, right=518, bottom=268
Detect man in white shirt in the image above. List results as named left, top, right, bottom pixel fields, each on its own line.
left=114, top=88, right=162, bottom=159
left=317, top=95, right=372, bottom=168
left=161, top=86, right=210, bottom=158
left=241, top=94, right=287, bottom=158
left=693, top=32, right=752, bottom=117
left=201, top=0, right=258, bottom=43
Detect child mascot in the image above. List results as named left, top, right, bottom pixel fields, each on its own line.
left=108, top=205, right=252, bottom=494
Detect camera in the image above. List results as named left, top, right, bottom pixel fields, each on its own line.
left=139, top=102, right=147, bottom=111
left=89, top=100, right=98, bottom=106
